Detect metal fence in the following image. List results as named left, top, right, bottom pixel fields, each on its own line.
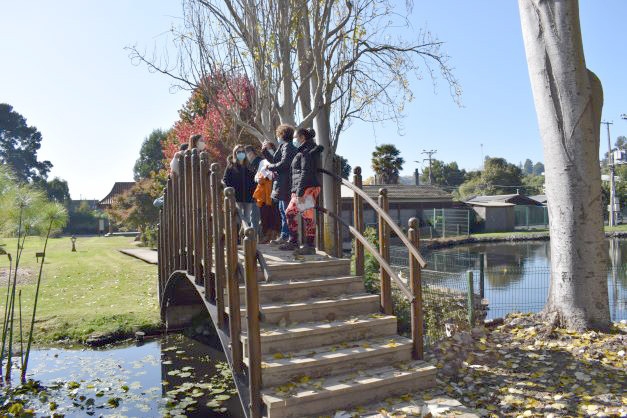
left=514, top=205, right=549, bottom=229
left=388, top=245, right=627, bottom=347
left=421, top=208, right=472, bottom=238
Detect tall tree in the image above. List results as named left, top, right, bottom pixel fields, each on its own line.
left=614, top=135, right=626, bottom=150
left=161, top=75, right=257, bottom=166
left=42, top=178, right=70, bottom=204
left=420, top=159, right=466, bottom=186
left=0, top=104, right=52, bottom=183
left=532, top=161, right=545, bottom=176
left=338, top=155, right=351, bottom=180
left=133, top=129, right=168, bottom=180
left=371, top=144, right=404, bottom=185
left=458, top=157, right=523, bottom=198
left=128, top=0, right=460, bottom=250
left=523, top=158, right=534, bottom=175
left=519, top=0, right=609, bottom=330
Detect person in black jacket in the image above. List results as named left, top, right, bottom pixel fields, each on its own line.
left=263, top=124, right=297, bottom=245
left=223, top=144, right=259, bottom=235
left=279, top=128, right=323, bottom=255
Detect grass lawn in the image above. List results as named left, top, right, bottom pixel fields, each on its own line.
left=0, top=236, right=160, bottom=345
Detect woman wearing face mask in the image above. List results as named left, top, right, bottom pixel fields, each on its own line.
left=223, top=144, right=258, bottom=236
left=263, top=124, right=298, bottom=245
left=279, top=128, right=323, bottom=255
left=189, top=133, right=206, bottom=151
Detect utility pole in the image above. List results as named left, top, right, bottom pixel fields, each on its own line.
left=480, top=143, right=484, bottom=170
left=602, top=121, right=616, bottom=226
left=422, top=149, right=437, bottom=185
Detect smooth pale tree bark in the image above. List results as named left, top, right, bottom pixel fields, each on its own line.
left=518, top=0, right=610, bottom=331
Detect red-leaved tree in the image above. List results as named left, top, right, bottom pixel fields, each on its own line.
left=163, top=73, right=258, bottom=167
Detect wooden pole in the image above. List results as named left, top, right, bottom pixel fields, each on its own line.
left=467, top=271, right=475, bottom=327
left=408, top=218, right=423, bottom=360
left=334, top=157, right=343, bottom=257
left=184, top=151, right=194, bottom=275
left=224, top=187, right=243, bottom=372
left=164, top=184, right=171, bottom=278
left=176, top=152, right=186, bottom=270
left=210, top=163, right=226, bottom=327
left=192, top=149, right=203, bottom=284
left=157, top=212, right=163, bottom=296
left=200, top=152, right=214, bottom=301
left=353, top=167, right=364, bottom=276
left=244, top=227, right=262, bottom=418
left=378, top=188, right=392, bottom=315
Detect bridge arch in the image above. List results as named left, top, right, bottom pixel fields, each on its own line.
left=160, top=271, right=207, bottom=330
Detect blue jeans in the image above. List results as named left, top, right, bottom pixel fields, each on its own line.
left=278, top=200, right=289, bottom=240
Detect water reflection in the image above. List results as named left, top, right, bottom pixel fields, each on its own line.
left=17, top=334, right=245, bottom=417
left=423, top=239, right=627, bottom=321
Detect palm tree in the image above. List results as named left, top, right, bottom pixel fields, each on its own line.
left=371, top=144, right=404, bottom=184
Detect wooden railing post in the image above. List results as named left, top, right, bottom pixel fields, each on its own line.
left=210, top=163, right=226, bottom=327
left=408, top=218, right=423, bottom=360
left=184, top=151, right=194, bottom=275
left=334, top=156, right=343, bottom=257
left=243, top=227, right=262, bottom=418
left=176, top=152, right=186, bottom=270
left=164, top=183, right=172, bottom=277
left=224, top=187, right=243, bottom=372
left=191, top=149, right=203, bottom=284
left=200, top=152, right=214, bottom=301
left=353, top=167, right=364, bottom=276
left=378, top=188, right=392, bottom=315
left=157, top=212, right=163, bottom=296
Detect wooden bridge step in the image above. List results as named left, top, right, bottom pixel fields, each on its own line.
left=256, top=258, right=351, bottom=281
left=241, top=314, right=397, bottom=356
left=261, top=360, right=437, bottom=418
left=239, top=294, right=380, bottom=327
left=238, top=276, right=365, bottom=304
left=253, top=335, right=412, bottom=388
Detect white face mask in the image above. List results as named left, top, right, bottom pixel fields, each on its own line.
left=277, top=137, right=285, bottom=145
left=292, top=138, right=301, bottom=148
left=197, top=141, right=206, bottom=151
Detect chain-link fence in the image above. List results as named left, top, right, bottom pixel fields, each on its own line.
left=388, top=245, right=627, bottom=348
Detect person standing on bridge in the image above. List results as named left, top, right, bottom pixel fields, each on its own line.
left=280, top=128, right=323, bottom=255
left=223, top=144, right=259, bottom=237
left=263, top=124, right=297, bottom=246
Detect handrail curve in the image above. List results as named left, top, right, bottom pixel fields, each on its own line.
left=317, top=207, right=415, bottom=302
left=318, top=168, right=427, bottom=268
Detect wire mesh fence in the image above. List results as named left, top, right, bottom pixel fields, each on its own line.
left=421, top=208, right=472, bottom=238
left=388, top=245, right=627, bottom=348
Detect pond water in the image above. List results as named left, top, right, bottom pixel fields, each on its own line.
left=420, top=238, right=627, bottom=321
left=4, top=333, right=245, bottom=417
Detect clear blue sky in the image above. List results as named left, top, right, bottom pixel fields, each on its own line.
left=1, top=1, right=625, bottom=199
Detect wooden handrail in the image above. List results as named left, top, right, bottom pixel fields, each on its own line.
left=317, top=207, right=414, bottom=302
left=255, top=250, right=271, bottom=282
left=318, top=168, right=428, bottom=268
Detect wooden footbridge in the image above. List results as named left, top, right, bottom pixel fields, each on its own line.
left=157, top=150, right=435, bottom=417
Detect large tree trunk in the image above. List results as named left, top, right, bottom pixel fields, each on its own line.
left=315, top=105, right=339, bottom=253
left=518, top=0, right=610, bottom=331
